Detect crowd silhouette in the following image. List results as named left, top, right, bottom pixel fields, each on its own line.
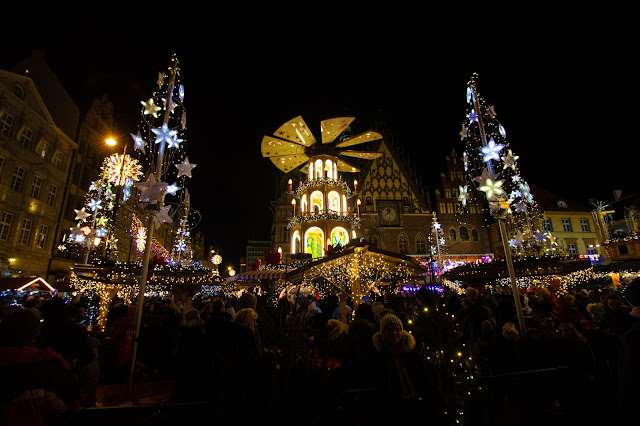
left=1, top=276, right=639, bottom=425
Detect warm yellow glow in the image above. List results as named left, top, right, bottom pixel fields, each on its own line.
left=8, top=258, right=15, bottom=264
left=105, top=138, right=117, bottom=146
left=93, top=237, right=101, bottom=246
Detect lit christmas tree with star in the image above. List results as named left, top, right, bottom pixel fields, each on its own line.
left=458, top=73, right=556, bottom=259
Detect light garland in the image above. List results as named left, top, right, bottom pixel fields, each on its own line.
left=287, top=212, right=361, bottom=229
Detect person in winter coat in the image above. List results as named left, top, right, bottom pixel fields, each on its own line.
left=371, top=313, right=433, bottom=418
left=0, top=308, right=81, bottom=425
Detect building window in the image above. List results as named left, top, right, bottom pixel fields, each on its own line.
left=18, top=218, right=32, bottom=245
left=471, top=228, right=479, bottom=241
left=449, top=229, right=457, bottom=241
left=587, top=244, right=597, bottom=255
left=459, top=226, right=469, bottom=241
left=567, top=243, right=577, bottom=257
left=37, top=139, right=49, bottom=158
left=398, top=233, right=408, bottom=254
left=19, top=128, right=33, bottom=149
left=47, top=184, right=58, bottom=206
left=544, top=218, right=552, bottom=232
left=10, top=166, right=25, bottom=191
left=36, top=224, right=49, bottom=249
left=0, top=156, right=4, bottom=182
left=416, top=233, right=426, bottom=254
left=0, top=112, right=13, bottom=136
left=281, top=227, right=289, bottom=243
left=0, top=212, right=13, bottom=241
left=30, top=176, right=43, bottom=199
left=52, top=151, right=64, bottom=169
left=562, top=218, right=572, bottom=232
left=580, top=218, right=590, bottom=232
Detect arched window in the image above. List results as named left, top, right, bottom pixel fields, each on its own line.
left=449, top=228, right=457, bottom=241
left=301, top=194, right=307, bottom=213
left=459, top=226, right=469, bottom=241
left=315, top=159, right=323, bottom=179
left=330, top=226, right=349, bottom=247
left=305, top=227, right=324, bottom=259
left=342, top=195, right=347, bottom=214
left=333, top=161, right=337, bottom=180
left=471, top=228, right=479, bottom=241
left=311, top=190, right=323, bottom=214
left=325, top=159, right=332, bottom=179
left=308, top=162, right=314, bottom=181
left=416, top=232, right=426, bottom=254
left=292, top=230, right=301, bottom=254
left=327, top=191, right=340, bottom=213
left=398, top=233, right=409, bottom=254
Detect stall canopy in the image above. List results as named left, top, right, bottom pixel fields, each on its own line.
left=233, top=269, right=286, bottom=281
left=0, top=277, right=71, bottom=293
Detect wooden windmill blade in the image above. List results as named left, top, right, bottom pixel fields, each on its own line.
left=335, top=130, right=383, bottom=148
left=320, top=116, right=356, bottom=144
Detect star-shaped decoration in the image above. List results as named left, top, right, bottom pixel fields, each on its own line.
left=151, top=123, right=178, bottom=146
left=466, top=86, right=474, bottom=104
left=458, top=185, right=469, bottom=207
left=478, top=178, right=505, bottom=199
left=108, top=238, right=118, bottom=250
left=545, top=232, right=557, bottom=246
left=501, top=149, right=519, bottom=170
left=157, top=72, right=166, bottom=88
left=96, top=216, right=109, bottom=227
left=166, top=135, right=183, bottom=149
left=154, top=205, right=173, bottom=229
left=166, top=183, right=181, bottom=195
left=480, top=138, right=505, bottom=162
left=488, top=105, right=497, bottom=117
left=533, top=230, right=546, bottom=243
left=87, top=198, right=102, bottom=212
left=512, top=202, right=527, bottom=213
left=473, top=168, right=493, bottom=186
left=141, top=98, right=162, bottom=118
left=162, top=97, right=176, bottom=115
left=175, top=240, right=186, bottom=252
left=499, top=124, right=507, bottom=138
left=104, top=189, right=115, bottom=202
left=135, top=174, right=168, bottom=203
left=74, top=207, right=91, bottom=221
left=459, top=125, right=468, bottom=140
left=467, top=109, right=478, bottom=124
left=96, top=228, right=108, bottom=238
left=175, top=157, right=196, bottom=178
left=463, top=152, right=469, bottom=171
left=130, top=131, right=147, bottom=153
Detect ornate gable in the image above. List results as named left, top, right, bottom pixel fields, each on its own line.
left=0, top=70, right=56, bottom=126
left=360, top=140, right=430, bottom=214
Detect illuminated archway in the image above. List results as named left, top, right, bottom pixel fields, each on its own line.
left=327, top=191, right=340, bottom=214
left=315, top=159, right=323, bottom=179
left=330, top=226, right=349, bottom=248
left=305, top=227, right=324, bottom=259
left=292, top=230, right=301, bottom=254
left=342, top=194, right=347, bottom=214
left=325, top=159, right=333, bottom=179
left=301, top=194, right=308, bottom=213
left=311, top=190, right=323, bottom=214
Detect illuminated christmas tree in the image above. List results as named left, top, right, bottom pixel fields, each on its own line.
left=459, top=73, right=556, bottom=259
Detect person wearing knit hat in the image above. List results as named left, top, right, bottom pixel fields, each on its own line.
left=370, top=312, right=435, bottom=415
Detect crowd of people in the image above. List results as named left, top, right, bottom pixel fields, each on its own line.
left=0, top=276, right=639, bottom=425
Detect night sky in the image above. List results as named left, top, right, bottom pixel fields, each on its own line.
left=2, top=13, right=635, bottom=269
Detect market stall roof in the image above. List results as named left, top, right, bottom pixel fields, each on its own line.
left=285, top=242, right=428, bottom=284
left=0, top=277, right=67, bottom=293
left=233, top=269, right=287, bottom=281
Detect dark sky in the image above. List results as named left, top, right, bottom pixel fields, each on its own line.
left=3, top=14, right=635, bottom=269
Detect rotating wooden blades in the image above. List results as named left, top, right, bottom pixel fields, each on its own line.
left=335, top=130, right=383, bottom=148
left=269, top=153, right=309, bottom=173
left=338, top=150, right=383, bottom=160
left=320, top=116, right=356, bottom=144
left=336, top=157, right=361, bottom=173
left=261, top=136, right=307, bottom=158
left=273, top=116, right=316, bottom=147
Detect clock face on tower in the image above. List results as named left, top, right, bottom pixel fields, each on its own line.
left=378, top=201, right=400, bottom=226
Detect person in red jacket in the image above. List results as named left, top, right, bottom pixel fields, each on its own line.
left=0, top=308, right=80, bottom=426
